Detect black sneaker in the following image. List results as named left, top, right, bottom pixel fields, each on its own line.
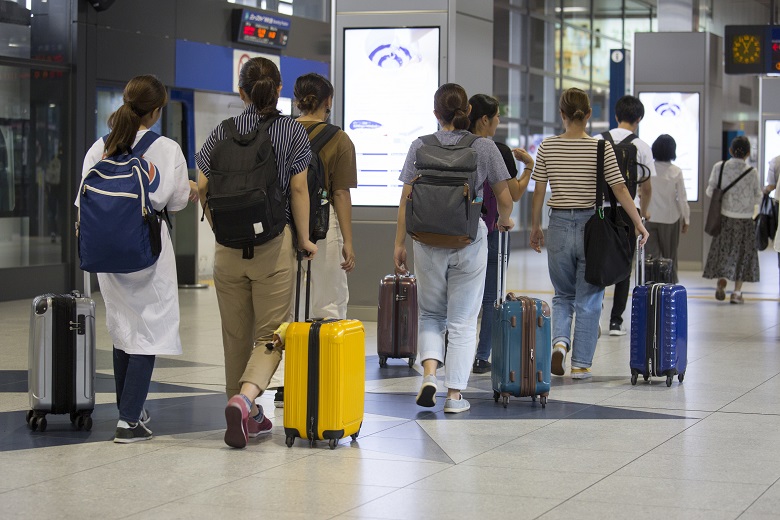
left=274, top=387, right=284, bottom=409
left=609, top=321, right=627, bottom=336
left=472, top=359, right=492, bottom=374
left=114, top=421, right=152, bottom=443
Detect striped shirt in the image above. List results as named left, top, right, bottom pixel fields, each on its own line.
left=195, top=104, right=311, bottom=223
left=531, top=136, right=624, bottom=209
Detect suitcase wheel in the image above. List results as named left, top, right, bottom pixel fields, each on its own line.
left=678, top=372, right=685, bottom=383
left=25, top=410, right=33, bottom=424
left=643, top=373, right=649, bottom=382
left=630, top=373, right=638, bottom=386
left=350, top=433, right=359, bottom=442
left=328, top=439, right=338, bottom=450
left=285, top=435, right=295, bottom=448
left=29, top=414, right=47, bottom=432
left=666, top=375, right=673, bottom=387
left=531, top=395, right=536, bottom=402
left=76, top=414, right=93, bottom=431
left=540, top=395, right=547, bottom=408
left=502, top=395, right=509, bottom=408
left=493, top=391, right=500, bottom=403
left=408, top=356, right=415, bottom=369
left=378, top=356, right=388, bottom=368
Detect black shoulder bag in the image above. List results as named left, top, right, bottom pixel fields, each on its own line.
left=584, top=140, right=633, bottom=287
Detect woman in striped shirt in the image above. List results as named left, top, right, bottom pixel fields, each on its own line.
left=195, top=57, right=316, bottom=448
left=530, top=88, right=648, bottom=380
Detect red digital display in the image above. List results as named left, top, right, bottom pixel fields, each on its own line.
left=234, top=9, right=290, bottom=49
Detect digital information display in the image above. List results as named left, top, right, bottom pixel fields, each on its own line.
left=724, top=25, right=780, bottom=75
left=234, top=9, right=290, bottom=49
left=343, top=27, right=440, bottom=206
left=637, top=92, right=701, bottom=202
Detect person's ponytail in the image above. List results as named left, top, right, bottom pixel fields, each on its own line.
left=239, top=57, right=282, bottom=119
left=103, top=75, right=168, bottom=157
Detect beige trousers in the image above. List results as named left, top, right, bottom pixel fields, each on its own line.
left=213, top=226, right=294, bottom=398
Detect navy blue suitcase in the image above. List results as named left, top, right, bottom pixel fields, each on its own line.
left=629, top=242, right=687, bottom=386
left=490, top=232, right=552, bottom=407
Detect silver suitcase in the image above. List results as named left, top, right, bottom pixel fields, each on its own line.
left=27, top=280, right=96, bottom=432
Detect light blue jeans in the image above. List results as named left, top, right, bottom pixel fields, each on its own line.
left=546, top=209, right=605, bottom=369
left=414, top=222, right=487, bottom=390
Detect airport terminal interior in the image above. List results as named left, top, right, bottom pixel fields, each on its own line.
left=3, top=0, right=780, bottom=518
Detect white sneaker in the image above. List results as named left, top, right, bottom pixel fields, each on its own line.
left=551, top=342, right=567, bottom=376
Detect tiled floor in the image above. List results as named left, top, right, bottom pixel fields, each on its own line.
left=1, top=247, right=779, bottom=519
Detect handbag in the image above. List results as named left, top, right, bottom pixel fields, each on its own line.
left=755, top=192, right=779, bottom=251
left=584, top=140, right=633, bottom=287
left=705, top=162, right=754, bottom=237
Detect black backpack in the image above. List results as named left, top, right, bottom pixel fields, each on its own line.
left=205, top=116, right=287, bottom=259
left=601, top=132, right=651, bottom=199
left=304, top=122, right=340, bottom=243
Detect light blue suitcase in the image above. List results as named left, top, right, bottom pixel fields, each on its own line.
left=490, top=232, right=552, bottom=407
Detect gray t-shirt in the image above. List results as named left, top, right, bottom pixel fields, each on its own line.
left=398, top=130, right=511, bottom=196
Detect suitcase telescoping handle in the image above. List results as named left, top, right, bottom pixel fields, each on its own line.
left=496, top=230, right=509, bottom=308
left=635, top=217, right=646, bottom=287
left=294, top=250, right=312, bottom=322
left=82, top=270, right=92, bottom=298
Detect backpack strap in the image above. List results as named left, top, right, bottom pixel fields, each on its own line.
left=419, top=133, right=481, bottom=148
left=419, top=134, right=440, bottom=146
left=600, top=131, right=615, bottom=145
left=132, top=131, right=161, bottom=156
left=308, top=123, right=340, bottom=155
left=457, top=133, right=481, bottom=148
left=620, top=133, right=639, bottom=146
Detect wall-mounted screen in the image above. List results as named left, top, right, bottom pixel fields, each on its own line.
left=343, top=27, right=440, bottom=206
left=637, top=92, right=700, bottom=202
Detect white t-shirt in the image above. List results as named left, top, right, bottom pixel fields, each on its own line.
left=76, top=131, right=191, bottom=355
left=598, top=128, right=657, bottom=208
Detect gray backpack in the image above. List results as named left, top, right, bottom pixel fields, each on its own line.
left=405, top=133, right=482, bottom=248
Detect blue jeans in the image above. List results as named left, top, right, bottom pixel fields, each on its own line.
left=546, top=209, right=605, bottom=369
left=113, top=347, right=155, bottom=423
left=475, top=229, right=505, bottom=362
left=414, top=222, right=488, bottom=390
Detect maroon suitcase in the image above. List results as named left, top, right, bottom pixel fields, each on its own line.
left=377, top=274, right=418, bottom=368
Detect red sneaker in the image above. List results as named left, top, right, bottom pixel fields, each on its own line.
left=247, top=406, right=273, bottom=438
left=224, top=395, right=249, bottom=449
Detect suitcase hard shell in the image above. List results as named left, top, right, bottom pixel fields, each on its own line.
left=283, top=253, right=365, bottom=449
left=27, top=292, right=96, bottom=432
left=490, top=232, right=552, bottom=408
left=376, top=274, right=417, bottom=368
left=283, top=319, right=365, bottom=449
left=644, top=256, right=674, bottom=284
left=629, top=283, right=687, bottom=386
left=491, top=295, right=552, bottom=407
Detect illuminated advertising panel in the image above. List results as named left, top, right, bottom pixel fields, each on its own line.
left=343, top=27, right=440, bottom=206
left=637, top=92, right=700, bottom=202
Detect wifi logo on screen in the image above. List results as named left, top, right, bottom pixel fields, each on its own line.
left=654, top=103, right=681, bottom=116
left=368, top=44, right=414, bottom=69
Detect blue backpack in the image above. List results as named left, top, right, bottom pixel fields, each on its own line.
left=77, top=132, right=164, bottom=274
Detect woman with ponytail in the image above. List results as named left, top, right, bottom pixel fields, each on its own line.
left=529, top=88, right=648, bottom=380
left=293, top=73, right=357, bottom=317
left=394, top=83, right=515, bottom=414
left=195, top=57, right=316, bottom=448
left=77, top=75, right=197, bottom=443
left=703, top=135, right=761, bottom=303
left=467, top=93, right=533, bottom=374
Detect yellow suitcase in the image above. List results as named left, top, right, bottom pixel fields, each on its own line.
left=283, top=318, right=365, bottom=449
